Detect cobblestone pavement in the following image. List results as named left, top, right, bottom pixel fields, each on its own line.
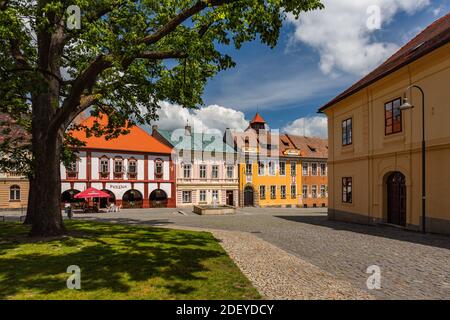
left=4, top=207, right=449, bottom=299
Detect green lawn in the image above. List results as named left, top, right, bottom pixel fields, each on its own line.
left=0, top=221, right=260, bottom=300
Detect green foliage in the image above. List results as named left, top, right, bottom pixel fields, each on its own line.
left=0, top=0, right=323, bottom=175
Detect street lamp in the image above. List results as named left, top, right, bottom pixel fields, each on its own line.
left=400, top=85, right=426, bottom=234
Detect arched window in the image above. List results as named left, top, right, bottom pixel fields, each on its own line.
left=128, top=158, right=137, bottom=179
left=9, top=185, right=21, bottom=201
left=155, top=159, right=163, bottom=179
left=99, top=156, right=110, bottom=179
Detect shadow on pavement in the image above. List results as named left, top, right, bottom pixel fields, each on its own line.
left=275, top=215, right=450, bottom=250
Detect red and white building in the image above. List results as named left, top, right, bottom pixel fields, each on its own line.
left=61, top=116, right=176, bottom=208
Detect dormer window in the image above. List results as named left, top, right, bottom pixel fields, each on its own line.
left=155, top=159, right=163, bottom=179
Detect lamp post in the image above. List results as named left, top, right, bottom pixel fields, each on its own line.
left=400, top=85, right=426, bottom=233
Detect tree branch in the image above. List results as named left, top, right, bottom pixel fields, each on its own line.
left=135, top=51, right=188, bottom=60
left=142, top=0, right=235, bottom=45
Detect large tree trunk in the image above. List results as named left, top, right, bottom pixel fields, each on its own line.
left=28, top=73, right=67, bottom=236
left=28, top=128, right=66, bottom=237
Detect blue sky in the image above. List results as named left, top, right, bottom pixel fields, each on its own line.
left=155, top=0, right=449, bottom=137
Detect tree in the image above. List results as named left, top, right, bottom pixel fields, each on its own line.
left=0, top=0, right=323, bottom=236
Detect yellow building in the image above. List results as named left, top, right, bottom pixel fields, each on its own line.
left=319, top=14, right=450, bottom=234
left=0, top=173, right=29, bottom=211
left=229, top=113, right=328, bottom=207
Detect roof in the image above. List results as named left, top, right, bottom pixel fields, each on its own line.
left=250, top=112, right=266, bottom=124
left=154, top=129, right=236, bottom=153
left=69, top=116, right=172, bottom=154
left=319, top=13, right=450, bottom=112
left=285, top=135, right=328, bottom=159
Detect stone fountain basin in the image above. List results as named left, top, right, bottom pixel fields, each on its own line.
left=193, top=205, right=236, bottom=215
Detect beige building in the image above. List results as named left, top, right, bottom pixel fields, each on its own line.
left=0, top=173, right=29, bottom=210
left=320, top=14, right=450, bottom=234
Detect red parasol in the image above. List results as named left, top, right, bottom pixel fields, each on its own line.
left=74, top=187, right=111, bottom=199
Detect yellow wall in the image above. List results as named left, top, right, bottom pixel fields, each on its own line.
left=324, top=43, right=450, bottom=234
left=0, top=178, right=29, bottom=210
left=239, top=159, right=302, bottom=207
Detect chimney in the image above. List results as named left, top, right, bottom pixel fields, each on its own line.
left=151, top=125, right=158, bottom=134
left=185, top=125, right=192, bottom=136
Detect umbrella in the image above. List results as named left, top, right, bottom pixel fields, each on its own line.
left=74, top=187, right=111, bottom=199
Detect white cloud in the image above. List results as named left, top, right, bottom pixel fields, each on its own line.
left=286, top=0, right=430, bottom=76
left=154, top=102, right=249, bottom=133
left=283, top=116, right=328, bottom=138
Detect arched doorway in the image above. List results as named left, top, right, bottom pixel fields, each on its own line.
left=100, top=189, right=116, bottom=208
left=386, top=172, right=406, bottom=226
left=244, top=185, right=254, bottom=207
left=149, top=189, right=168, bottom=208
left=61, top=189, right=83, bottom=208
left=122, top=189, right=143, bottom=208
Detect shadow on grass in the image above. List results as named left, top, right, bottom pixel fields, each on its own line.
left=0, top=221, right=231, bottom=299
left=275, top=215, right=450, bottom=250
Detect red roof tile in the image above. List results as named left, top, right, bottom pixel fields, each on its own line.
left=69, top=115, right=172, bottom=154
left=319, top=13, right=450, bottom=112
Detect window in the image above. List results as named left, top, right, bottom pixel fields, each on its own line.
left=100, top=157, right=109, bottom=175
left=291, top=185, right=296, bottom=199
left=183, top=164, right=191, bottom=178
left=258, top=161, right=265, bottom=175
left=200, top=165, right=207, bottom=179
left=155, top=159, right=163, bottom=178
left=320, top=185, right=326, bottom=198
left=9, top=185, right=20, bottom=201
left=199, top=190, right=206, bottom=202
left=302, top=163, right=309, bottom=176
left=290, top=161, right=296, bottom=177
left=226, top=166, right=234, bottom=179
left=211, top=165, right=218, bottom=179
left=311, top=163, right=318, bottom=176
left=280, top=185, right=286, bottom=199
left=342, top=177, right=352, bottom=203
left=66, top=160, right=78, bottom=179
left=270, top=185, right=276, bottom=199
left=320, top=163, right=327, bottom=176
left=66, top=161, right=77, bottom=173
left=302, top=185, right=308, bottom=199
left=128, top=159, right=137, bottom=173
left=311, top=185, right=317, bottom=198
left=182, top=191, right=192, bottom=203
left=260, top=186, right=266, bottom=200
left=279, top=162, right=286, bottom=176
left=212, top=190, right=219, bottom=201
left=385, top=98, right=402, bottom=135
left=128, top=158, right=137, bottom=179
left=113, top=158, right=124, bottom=179
left=342, top=118, right=352, bottom=146
left=268, top=161, right=276, bottom=176
left=114, top=158, right=123, bottom=173
left=245, top=163, right=252, bottom=175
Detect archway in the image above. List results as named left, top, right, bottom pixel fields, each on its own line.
left=149, top=189, right=168, bottom=208
left=122, top=189, right=143, bottom=208
left=61, top=189, right=83, bottom=208
left=100, top=189, right=116, bottom=208
left=386, top=172, right=406, bottom=226
left=244, top=185, right=254, bottom=207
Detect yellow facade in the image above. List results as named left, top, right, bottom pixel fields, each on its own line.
left=0, top=173, right=29, bottom=210
left=323, top=42, right=450, bottom=234
left=238, top=159, right=302, bottom=207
